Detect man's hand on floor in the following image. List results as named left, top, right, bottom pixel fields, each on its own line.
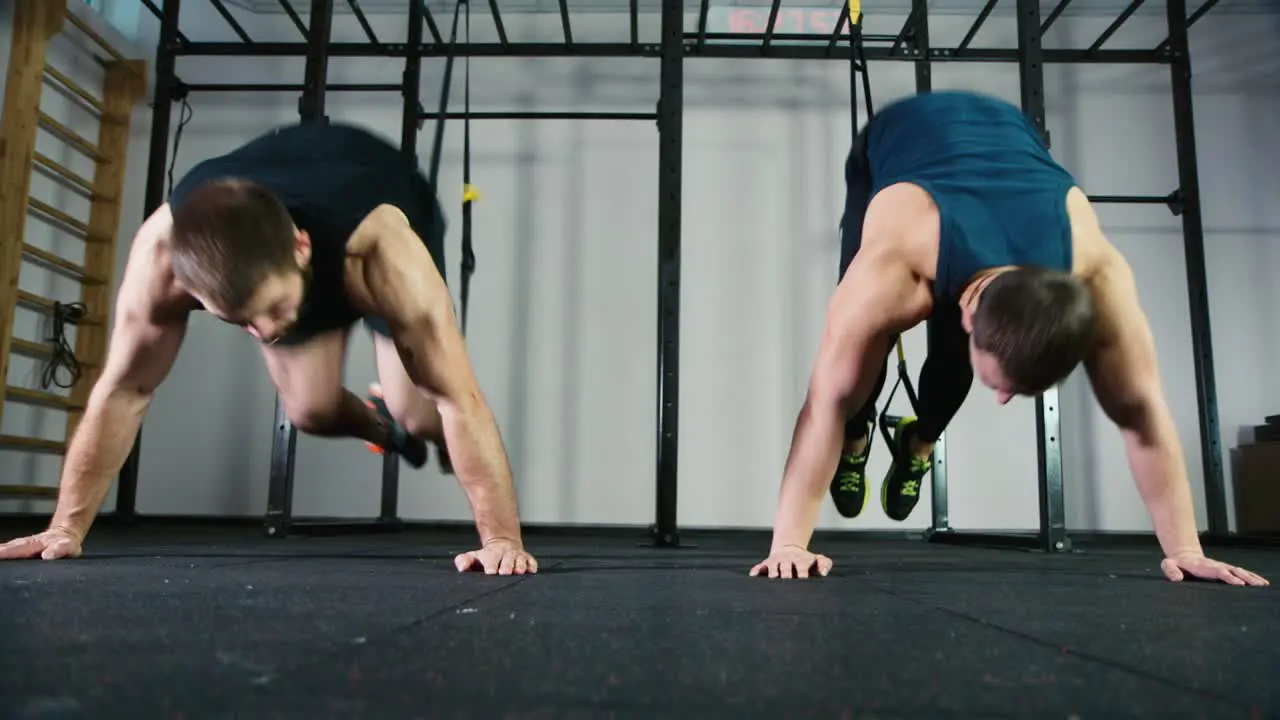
left=0, top=527, right=82, bottom=561
left=455, top=537, right=538, bottom=576
left=1161, top=552, right=1269, bottom=586
left=749, top=545, right=833, bottom=579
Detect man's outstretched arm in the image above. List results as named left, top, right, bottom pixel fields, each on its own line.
left=753, top=247, right=925, bottom=577
left=0, top=206, right=190, bottom=559
left=1083, top=250, right=1267, bottom=586
left=352, top=204, right=524, bottom=552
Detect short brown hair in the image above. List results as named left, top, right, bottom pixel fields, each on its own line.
left=971, top=267, right=1098, bottom=395
left=169, top=179, right=297, bottom=311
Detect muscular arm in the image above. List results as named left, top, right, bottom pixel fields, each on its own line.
left=50, top=208, right=190, bottom=541
left=770, top=247, right=925, bottom=552
left=1083, top=251, right=1202, bottom=559
left=354, top=205, right=521, bottom=546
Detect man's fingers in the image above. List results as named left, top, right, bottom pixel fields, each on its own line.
left=0, top=537, right=39, bottom=560
left=527, top=555, right=539, bottom=574
left=816, top=554, right=834, bottom=577
left=1161, top=558, right=1184, bottom=582
left=1236, top=568, right=1269, bottom=586
left=498, top=552, right=516, bottom=576
left=41, top=544, right=69, bottom=561
left=455, top=551, right=480, bottom=572
left=1217, top=566, right=1246, bottom=586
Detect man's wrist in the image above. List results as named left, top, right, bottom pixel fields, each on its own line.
left=48, top=518, right=85, bottom=543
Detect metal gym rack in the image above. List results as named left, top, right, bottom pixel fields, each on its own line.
left=112, top=0, right=1256, bottom=549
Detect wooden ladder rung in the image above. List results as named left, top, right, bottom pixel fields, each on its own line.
left=0, top=435, right=67, bottom=455
left=16, top=291, right=104, bottom=325
left=38, top=111, right=109, bottom=163
left=0, top=484, right=59, bottom=499
left=4, top=386, right=85, bottom=412
left=43, top=64, right=108, bottom=117
left=32, top=151, right=107, bottom=200
left=22, top=243, right=108, bottom=284
left=28, top=198, right=110, bottom=243
left=9, top=338, right=99, bottom=369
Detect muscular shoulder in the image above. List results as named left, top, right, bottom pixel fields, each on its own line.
left=862, top=181, right=942, bottom=283
left=347, top=203, right=412, bottom=256
left=121, top=205, right=199, bottom=322
left=832, top=243, right=933, bottom=335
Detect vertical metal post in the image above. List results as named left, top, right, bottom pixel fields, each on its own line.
left=1016, top=0, right=1069, bottom=553
left=906, top=0, right=952, bottom=539
left=116, top=0, right=181, bottom=518
left=652, top=0, right=683, bottom=547
left=298, top=0, right=333, bottom=123
left=265, top=0, right=333, bottom=538
left=1167, top=0, right=1226, bottom=537
left=378, top=0, right=426, bottom=525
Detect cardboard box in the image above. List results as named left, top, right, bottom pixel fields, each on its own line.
left=1233, top=440, right=1280, bottom=535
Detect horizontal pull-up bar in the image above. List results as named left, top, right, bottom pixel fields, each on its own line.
left=702, top=32, right=900, bottom=44
left=1089, top=195, right=1169, bottom=204
left=420, top=111, right=658, bottom=121
left=1088, top=191, right=1182, bottom=213
left=170, top=41, right=1168, bottom=64
left=182, top=82, right=403, bottom=92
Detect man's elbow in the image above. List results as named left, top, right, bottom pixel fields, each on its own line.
left=87, top=377, right=154, bottom=420
left=1109, top=392, right=1170, bottom=446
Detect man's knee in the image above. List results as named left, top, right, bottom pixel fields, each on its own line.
left=283, top=393, right=345, bottom=435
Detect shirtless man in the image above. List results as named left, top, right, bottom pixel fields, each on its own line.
left=0, top=122, right=536, bottom=576
left=749, top=91, right=1267, bottom=587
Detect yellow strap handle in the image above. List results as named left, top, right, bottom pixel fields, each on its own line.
left=462, top=183, right=481, bottom=204
left=848, top=0, right=862, bottom=26
left=895, top=335, right=906, bottom=364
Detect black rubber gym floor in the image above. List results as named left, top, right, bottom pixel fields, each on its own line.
left=1, top=520, right=1276, bottom=719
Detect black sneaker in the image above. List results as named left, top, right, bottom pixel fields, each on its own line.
left=829, top=423, right=872, bottom=518
left=880, top=416, right=931, bottom=521
left=364, top=383, right=429, bottom=469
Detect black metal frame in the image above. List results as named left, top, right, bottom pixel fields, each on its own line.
left=116, top=0, right=1260, bottom=548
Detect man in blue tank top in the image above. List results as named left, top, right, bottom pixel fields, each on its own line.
left=750, top=91, right=1266, bottom=587
left=0, top=122, right=537, bottom=577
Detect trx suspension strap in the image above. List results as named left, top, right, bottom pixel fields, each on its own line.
left=848, top=0, right=874, bottom=120
left=847, top=0, right=921, bottom=446
left=427, top=0, right=463, bottom=200
left=427, top=0, right=477, bottom=335
left=459, top=0, right=477, bottom=335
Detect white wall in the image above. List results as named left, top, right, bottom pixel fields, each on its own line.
left=1, top=1, right=1276, bottom=537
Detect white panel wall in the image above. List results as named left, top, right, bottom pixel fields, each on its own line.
left=0, top=1, right=1276, bottom=537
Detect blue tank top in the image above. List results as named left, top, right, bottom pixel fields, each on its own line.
left=864, top=91, right=1078, bottom=302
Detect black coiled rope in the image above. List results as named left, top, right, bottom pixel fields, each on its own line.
left=40, top=301, right=87, bottom=390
